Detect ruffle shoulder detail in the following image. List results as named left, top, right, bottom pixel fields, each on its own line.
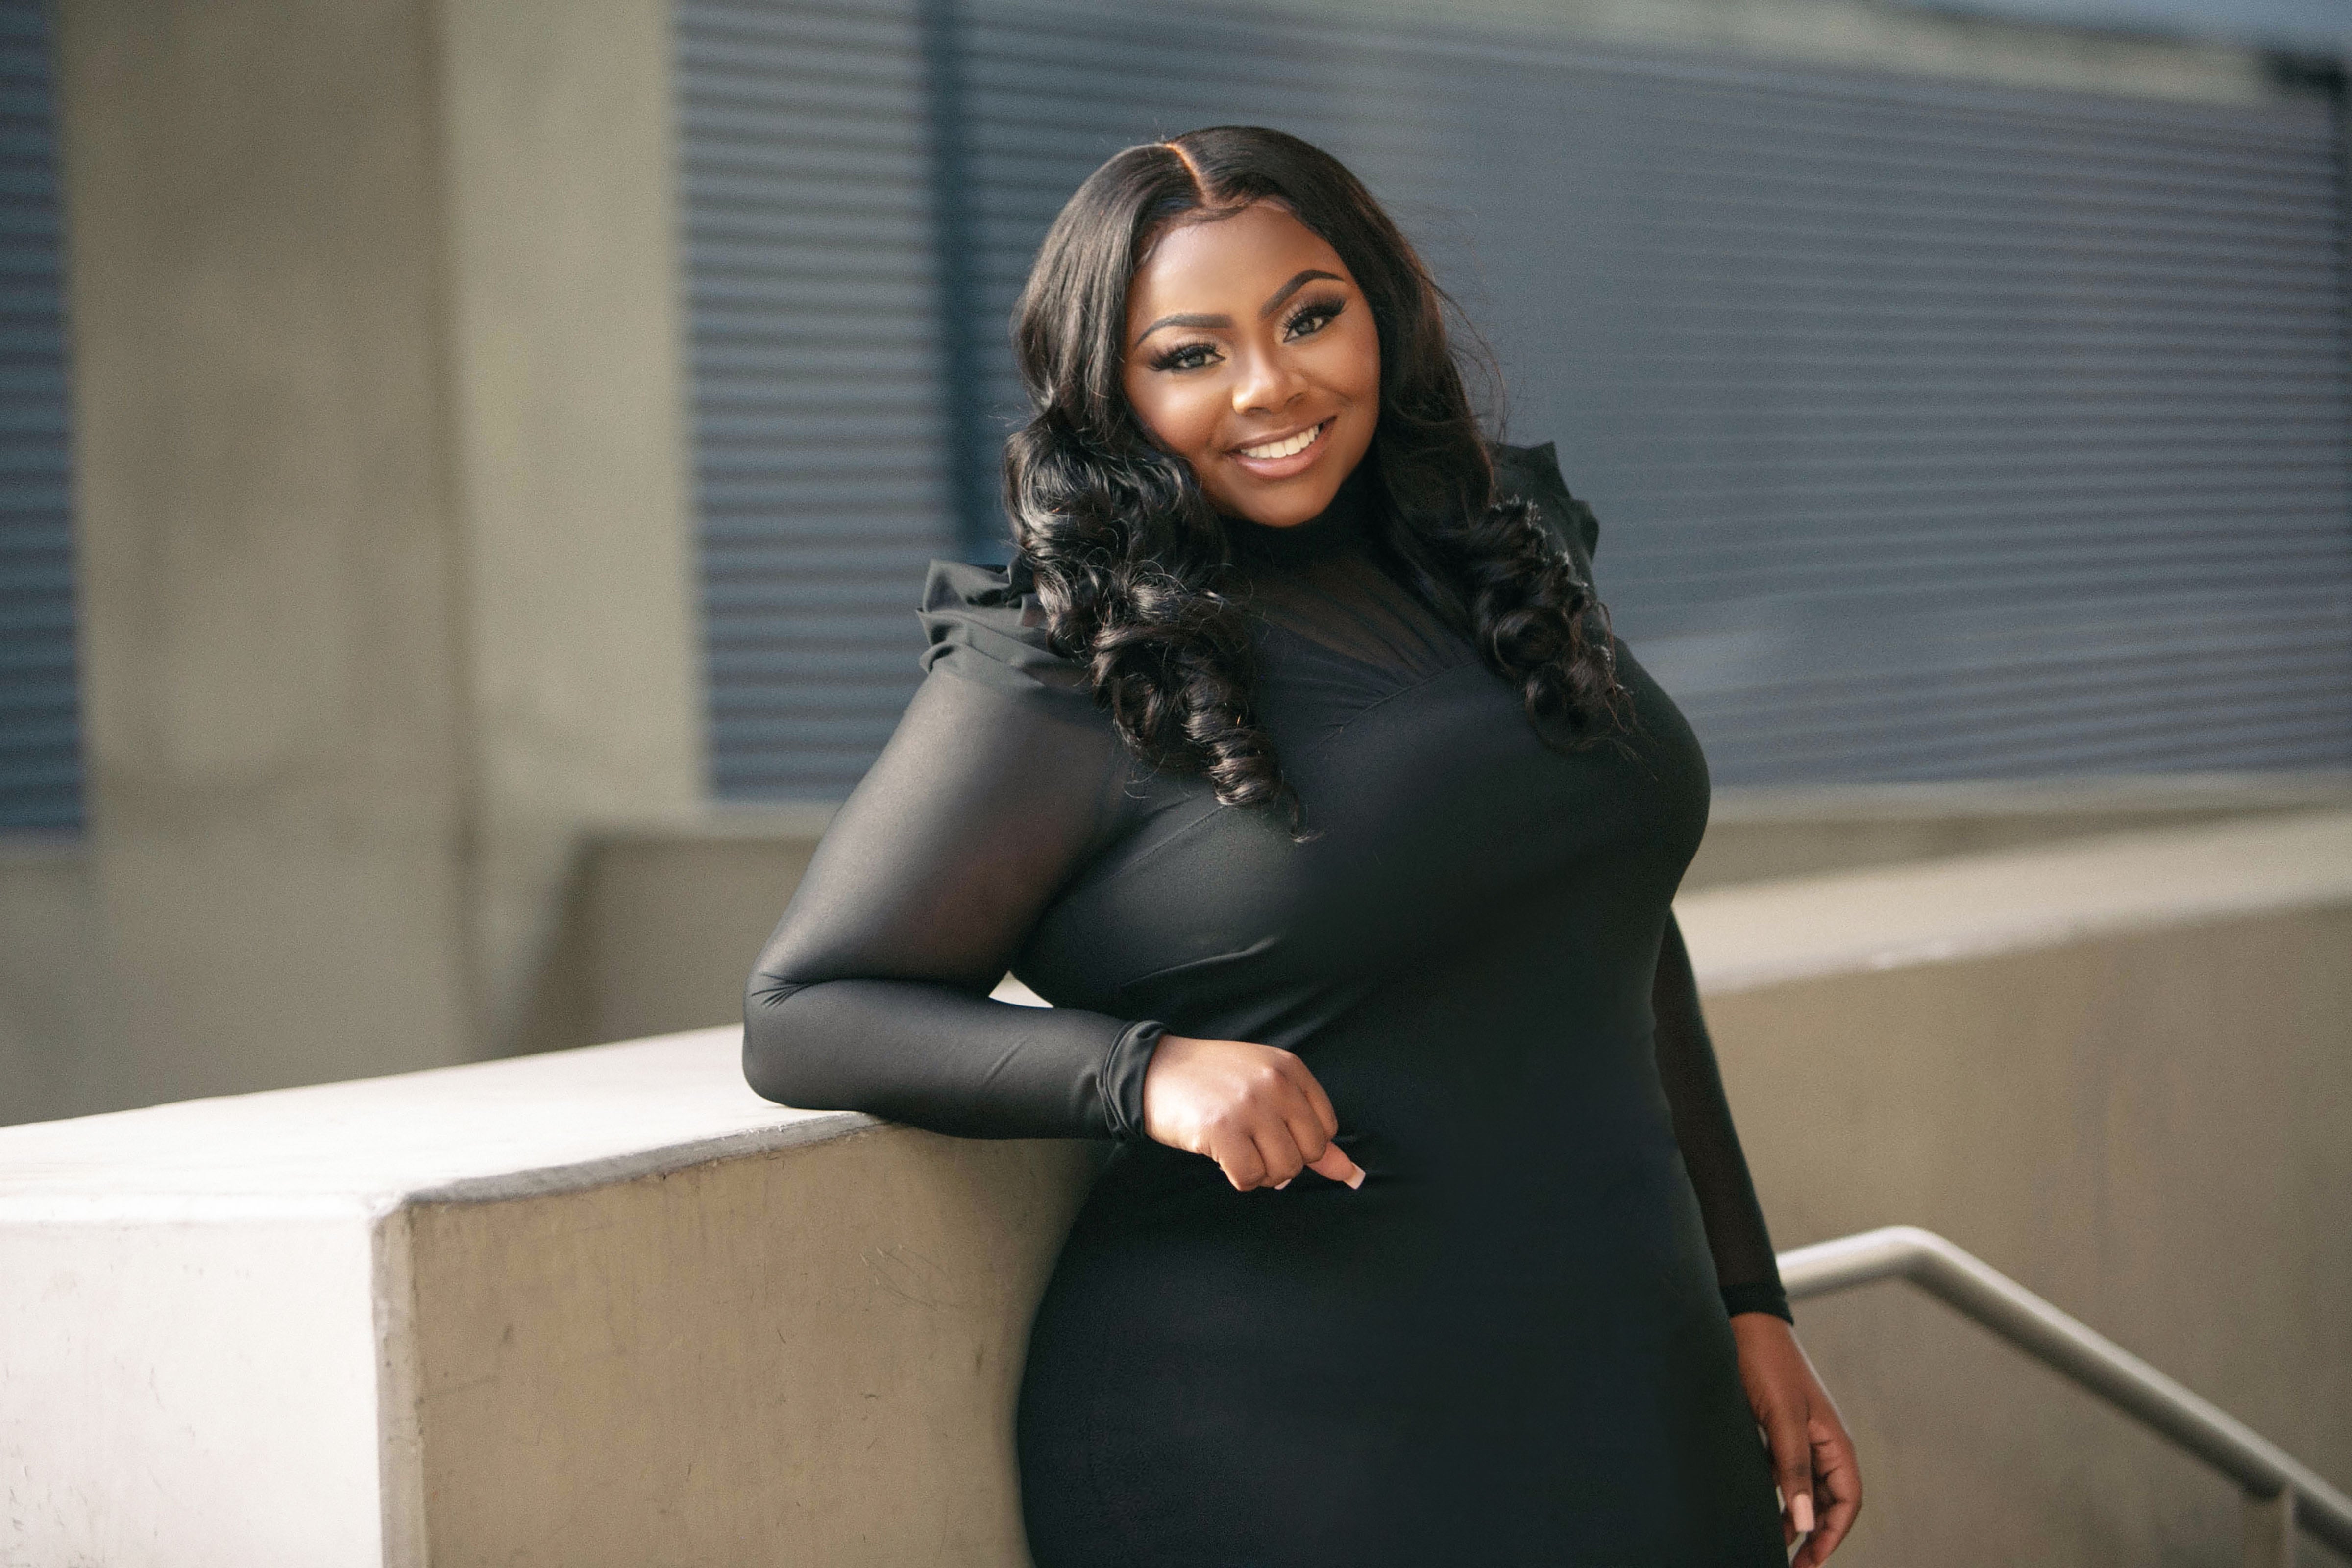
left=1490, top=439, right=1601, bottom=581
left=917, top=557, right=1090, bottom=695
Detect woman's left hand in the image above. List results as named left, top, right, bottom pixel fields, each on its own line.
left=1730, top=1312, right=1862, bottom=1565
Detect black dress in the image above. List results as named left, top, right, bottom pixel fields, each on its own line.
left=745, top=441, right=1790, bottom=1566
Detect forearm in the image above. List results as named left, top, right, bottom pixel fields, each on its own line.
left=1652, top=913, right=1791, bottom=1323
left=743, top=973, right=1163, bottom=1141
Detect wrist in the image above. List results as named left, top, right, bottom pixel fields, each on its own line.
left=1101, top=1019, right=1167, bottom=1141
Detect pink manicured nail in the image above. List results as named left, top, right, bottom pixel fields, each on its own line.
left=1275, top=1177, right=1292, bottom=1190
left=1791, top=1493, right=1814, bottom=1534
left=1344, top=1165, right=1365, bottom=1189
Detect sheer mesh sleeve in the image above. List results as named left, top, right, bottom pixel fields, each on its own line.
left=741, top=561, right=1163, bottom=1141
left=1653, top=912, right=1793, bottom=1323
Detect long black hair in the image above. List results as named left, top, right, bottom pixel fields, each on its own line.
left=1004, top=125, right=1626, bottom=824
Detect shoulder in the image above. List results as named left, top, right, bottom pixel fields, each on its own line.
left=917, top=557, right=1091, bottom=697
left=1488, top=439, right=1601, bottom=575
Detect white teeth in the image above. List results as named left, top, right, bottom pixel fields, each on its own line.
left=1239, top=421, right=1323, bottom=461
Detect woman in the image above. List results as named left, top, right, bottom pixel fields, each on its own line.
left=745, top=125, right=1860, bottom=1566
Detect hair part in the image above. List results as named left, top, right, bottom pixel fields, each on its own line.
left=1004, top=125, right=1628, bottom=830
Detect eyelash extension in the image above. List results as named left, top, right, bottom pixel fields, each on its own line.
left=1284, top=297, right=1345, bottom=338
left=1146, top=297, right=1347, bottom=372
left=1149, top=341, right=1219, bottom=372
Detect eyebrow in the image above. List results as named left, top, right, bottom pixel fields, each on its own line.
left=1260, top=268, right=1341, bottom=319
left=1130, top=268, right=1346, bottom=349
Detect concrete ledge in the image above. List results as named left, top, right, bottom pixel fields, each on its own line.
left=0, top=1032, right=1090, bottom=1567
left=4, top=808, right=2346, bottom=1564
left=1680, top=808, right=2352, bottom=994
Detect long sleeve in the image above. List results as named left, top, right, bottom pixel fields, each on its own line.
left=1652, top=912, right=1793, bottom=1323
left=741, top=561, right=1163, bottom=1141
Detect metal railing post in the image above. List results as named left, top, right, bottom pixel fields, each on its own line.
left=2245, top=1486, right=2296, bottom=1568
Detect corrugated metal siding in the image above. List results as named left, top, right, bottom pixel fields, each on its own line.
left=678, top=0, right=956, bottom=798
left=0, top=2, right=77, bottom=832
left=950, top=0, right=2351, bottom=784
left=684, top=0, right=2351, bottom=792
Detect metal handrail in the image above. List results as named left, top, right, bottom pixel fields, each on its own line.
left=1779, top=1226, right=2352, bottom=1566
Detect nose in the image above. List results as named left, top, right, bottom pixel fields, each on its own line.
left=1230, top=340, right=1307, bottom=416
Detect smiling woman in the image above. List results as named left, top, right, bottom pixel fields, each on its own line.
left=743, top=126, right=1861, bottom=1566
left=1119, top=205, right=1380, bottom=525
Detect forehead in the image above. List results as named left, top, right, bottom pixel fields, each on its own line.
left=1126, top=201, right=1352, bottom=317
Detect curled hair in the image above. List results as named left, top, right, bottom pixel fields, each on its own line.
left=1004, top=125, right=1627, bottom=824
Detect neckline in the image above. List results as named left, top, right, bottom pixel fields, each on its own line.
left=1225, top=465, right=1374, bottom=568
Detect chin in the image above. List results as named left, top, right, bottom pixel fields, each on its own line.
left=1221, top=477, right=1343, bottom=530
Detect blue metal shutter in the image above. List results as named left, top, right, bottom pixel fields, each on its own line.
left=947, top=1, right=2351, bottom=784
left=677, top=0, right=956, bottom=799
left=681, top=0, right=2350, bottom=794
left=0, top=0, right=77, bottom=832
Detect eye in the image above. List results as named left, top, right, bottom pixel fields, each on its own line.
left=1149, top=340, right=1222, bottom=373
left=1284, top=297, right=1345, bottom=340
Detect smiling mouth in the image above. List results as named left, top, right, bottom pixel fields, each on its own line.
left=1235, top=419, right=1330, bottom=462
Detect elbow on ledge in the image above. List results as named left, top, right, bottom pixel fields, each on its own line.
left=741, top=972, right=829, bottom=1110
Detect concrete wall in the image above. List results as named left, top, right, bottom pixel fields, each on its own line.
left=0, top=838, right=109, bottom=1127
left=1688, top=773, right=2352, bottom=891
left=0, top=1025, right=1093, bottom=1568
left=1732, top=906, right=2352, bottom=1567
left=4, top=811, right=2346, bottom=1565
left=48, top=0, right=702, bottom=1114
left=1682, top=813, right=2352, bottom=1567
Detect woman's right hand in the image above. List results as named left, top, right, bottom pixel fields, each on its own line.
left=1141, top=1034, right=1366, bottom=1192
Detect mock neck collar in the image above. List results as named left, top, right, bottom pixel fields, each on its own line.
left=1225, top=463, right=1375, bottom=568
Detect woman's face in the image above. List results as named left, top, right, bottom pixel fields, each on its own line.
left=1121, top=200, right=1381, bottom=529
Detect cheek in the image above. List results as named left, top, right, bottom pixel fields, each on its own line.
left=1123, top=370, right=1225, bottom=457
left=1300, top=317, right=1382, bottom=404
left=1338, top=317, right=1383, bottom=399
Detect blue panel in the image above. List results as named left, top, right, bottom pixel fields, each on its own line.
left=0, top=1, right=77, bottom=832
left=681, top=0, right=2351, bottom=794
left=945, top=1, right=2352, bottom=784
left=677, top=0, right=956, bottom=800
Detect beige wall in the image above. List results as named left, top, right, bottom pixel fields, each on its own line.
left=0, top=840, right=108, bottom=1126
left=49, top=0, right=701, bottom=1114
left=1712, top=906, right=2352, bottom=1568
left=432, top=0, right=705, bottom=1058
left=406, top=1127, right=1094, bottom=1566
left=1687, top=774, right=2352, bottom=891
left=59, top=0, right=473, bottom=1109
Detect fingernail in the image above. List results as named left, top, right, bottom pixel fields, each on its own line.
left=1791, top=1493, right=1814, bottom=1534
left=1344, top=1164, right=1365, bottom=1189
left=1275, top=1177, right=1292, bottom=1190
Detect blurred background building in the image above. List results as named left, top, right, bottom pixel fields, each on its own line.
left=2, top=0, right=2343, bottom=1127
